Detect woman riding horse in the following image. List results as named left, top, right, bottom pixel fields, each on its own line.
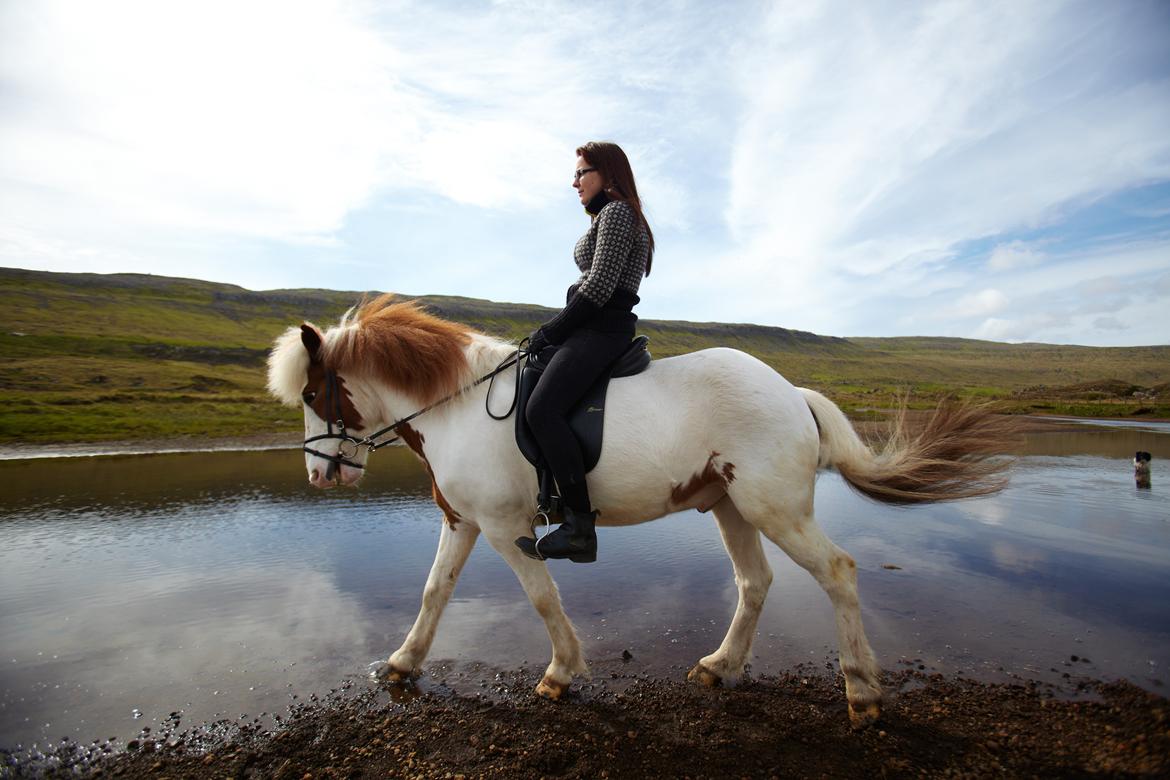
left=515, top=141, right=655, bottom=564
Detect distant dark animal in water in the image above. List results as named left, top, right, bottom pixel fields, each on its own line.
left=1134, top=451, right=1152, bottom=489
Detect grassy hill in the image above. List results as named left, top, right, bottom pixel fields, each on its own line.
left=1, top=267, right=1167, bottom=444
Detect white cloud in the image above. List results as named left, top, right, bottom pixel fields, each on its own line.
left=713, top=0, right=1170, bottom=337
left=988, top=241, right=1046, bottom=271
left=1094, top=316, right=1126, bottom=331
left=974, top=318, right=1016, bottom=342
left=0, top=0, right=631, bottom=242
left=955, top=289, right=1010, bottom=318
left=1, top=0, right=411, bottom=238
left=950, top=240, right=1170, bottom=344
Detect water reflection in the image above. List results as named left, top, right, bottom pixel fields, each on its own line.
left=0, top=449, right=432, bottom=513
left=1015, top=422, right=1167, bottom=458
left=1, top=422, right=1168, bottom=751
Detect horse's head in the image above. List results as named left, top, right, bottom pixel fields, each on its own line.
left=268, top=322, right=373, bottom=488
left=268, top=296, right=476, bottom=488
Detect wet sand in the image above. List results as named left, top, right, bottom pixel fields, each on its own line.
left=11, top=667, right=1168, bottom=778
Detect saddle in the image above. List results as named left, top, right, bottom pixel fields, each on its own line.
left=515, top=335, right=651, bottom=515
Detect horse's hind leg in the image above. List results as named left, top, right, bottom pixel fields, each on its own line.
left=759, top=513, right=883, bottom=728
left=688, top=496, right=772, bottom=687
left=381, top=521, right=480, bottom=681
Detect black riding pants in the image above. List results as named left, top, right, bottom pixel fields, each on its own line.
left=525, top=328, right=632, bottom=513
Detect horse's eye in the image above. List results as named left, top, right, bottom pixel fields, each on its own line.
left=302, top=390, right=317, bottom=404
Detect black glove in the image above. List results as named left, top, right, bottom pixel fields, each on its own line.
left=539, top=293, right=599, bottom=345
left=527, top=328, right=550, bottom=354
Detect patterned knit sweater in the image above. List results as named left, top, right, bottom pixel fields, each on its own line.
left=539, top=200, right=650, bottom=343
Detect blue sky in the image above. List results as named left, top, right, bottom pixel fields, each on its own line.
left=1, top=0, right=1168, bottom=346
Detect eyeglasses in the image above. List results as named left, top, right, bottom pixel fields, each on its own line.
left=573, top=167, right=597, bottom=182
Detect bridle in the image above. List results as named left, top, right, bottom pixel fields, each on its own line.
left=302, top=346, right=526, bottom=475
left=302, top=367, right=368, bottom=472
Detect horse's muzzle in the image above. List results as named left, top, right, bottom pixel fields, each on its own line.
left=309, top=461, right=363, bottom=488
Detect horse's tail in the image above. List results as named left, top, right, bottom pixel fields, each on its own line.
left=798, top=388, right=1022, bottom=505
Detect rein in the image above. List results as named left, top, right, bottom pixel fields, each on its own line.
left=303, top=345, right=526, bottom=472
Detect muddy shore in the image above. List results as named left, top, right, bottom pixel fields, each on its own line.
left=9, top=667, right=1168, bottom=779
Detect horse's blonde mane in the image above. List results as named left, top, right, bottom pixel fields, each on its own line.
left=268, top=294, right=516, bottom=408
left=325, top=295, right=475, bottom=405
left=267, top=326, right=312, bottom=407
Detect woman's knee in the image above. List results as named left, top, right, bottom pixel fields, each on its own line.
left=525, top=397, right=544, bottom=430
left=525, top=391, right=558, bottom=434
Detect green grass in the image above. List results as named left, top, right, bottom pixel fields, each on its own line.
left=0, top=395, right=302, bottom=443
left=1, top=267, right=1168, bottom=445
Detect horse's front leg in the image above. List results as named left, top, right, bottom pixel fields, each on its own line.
left=481, top=520, right=587, bottom=699
left=380, top=520, right=480, bottom=681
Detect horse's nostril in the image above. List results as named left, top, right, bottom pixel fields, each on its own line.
left=310, top=469, right=320, bottom=483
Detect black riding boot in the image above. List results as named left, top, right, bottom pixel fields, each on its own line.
left=514, top=506, right=598, bottom=563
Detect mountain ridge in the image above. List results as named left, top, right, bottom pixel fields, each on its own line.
left=1, top=267, right=1167, bottom=444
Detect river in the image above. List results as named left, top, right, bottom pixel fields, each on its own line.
left=1, top=420, right=1167, bottom=752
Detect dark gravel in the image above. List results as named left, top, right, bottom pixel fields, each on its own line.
left=6, top=667, right=1168, bottom=779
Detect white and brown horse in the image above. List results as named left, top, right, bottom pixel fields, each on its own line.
left=267, top=295, right=1019, bottom=727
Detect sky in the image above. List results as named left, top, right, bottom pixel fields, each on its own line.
left=1, top=0, right=1169, bottom=346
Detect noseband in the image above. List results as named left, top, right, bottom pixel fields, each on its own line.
left=302, top=348, right=525, bottom=474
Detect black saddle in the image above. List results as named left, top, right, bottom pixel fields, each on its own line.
left=515, top=335, right=651, bottom=513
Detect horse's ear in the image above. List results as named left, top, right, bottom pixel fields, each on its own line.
left=300, top=323, right=323, bottom=363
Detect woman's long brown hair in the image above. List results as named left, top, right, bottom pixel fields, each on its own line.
left=577, top=141, right=655, bottom=275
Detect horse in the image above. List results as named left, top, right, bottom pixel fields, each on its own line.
left=266, top=294, right=1020, bottom=728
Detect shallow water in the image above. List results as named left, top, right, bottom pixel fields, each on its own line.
left=1, top=422, right=1168, bottom=751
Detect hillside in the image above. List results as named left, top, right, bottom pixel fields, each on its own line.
left=1, top=267, right=1167, bottom=444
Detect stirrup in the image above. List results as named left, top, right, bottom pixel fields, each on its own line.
left=514, top=509, right=556, bottom=561
left=530, top=509, right=554, bottom=560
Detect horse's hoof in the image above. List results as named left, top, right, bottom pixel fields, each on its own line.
left=848, top=700, right=882, bottom=730
left=687, top=662, right=722, bottom=688
left=535, top=676, right=568, bottom=700
left=374, top=662, right=416, bottom=683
